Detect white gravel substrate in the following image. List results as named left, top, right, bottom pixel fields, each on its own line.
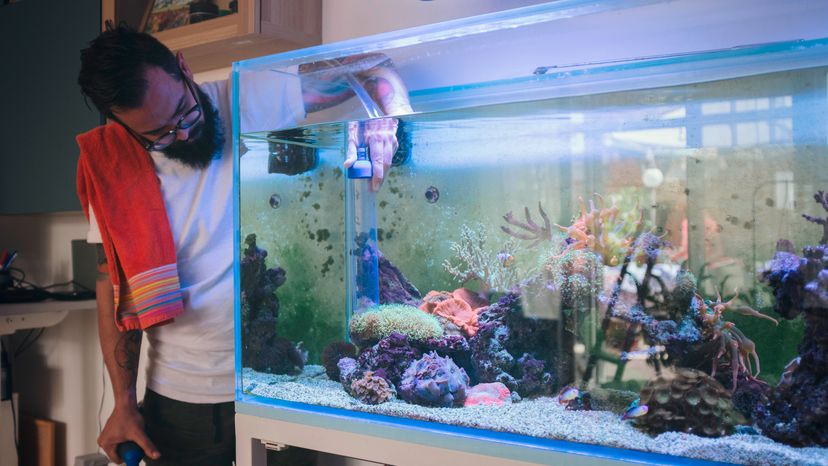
left=242, top=366, right=828, bottom=466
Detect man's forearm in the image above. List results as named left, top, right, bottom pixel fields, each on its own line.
left=299, top=54, right=412, bottom=115
left=96, top=245, right=141, bottom=408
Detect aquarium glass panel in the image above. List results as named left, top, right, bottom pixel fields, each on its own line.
left=234, top=1, right=828, bottom=464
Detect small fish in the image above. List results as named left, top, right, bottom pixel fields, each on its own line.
left=621, top=401, right=649, bottom=420
left=497, top=251, right=515, bottom=268
left=556, top=385, right=579, bottom=404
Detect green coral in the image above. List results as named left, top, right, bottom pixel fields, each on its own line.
left=443, top=223, right=522, bottom=294
left=349, top=304, right=443, bottom=345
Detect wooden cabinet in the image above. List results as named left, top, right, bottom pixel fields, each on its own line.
left=0, top=0, right=102, bottom=214
left=105, top=0, right=322, bottom=73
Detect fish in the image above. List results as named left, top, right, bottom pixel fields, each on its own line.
left=556, top=385, right=579, bottom=404
left=621, top=398, right=649, bottom=420
left=497, top=251, right=515, bottom=267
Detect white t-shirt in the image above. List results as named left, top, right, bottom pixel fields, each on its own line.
left=87, top=74, right=305, bottom=403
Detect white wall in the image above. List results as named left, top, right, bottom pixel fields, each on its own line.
left=322, top=0, right=550, bottom=43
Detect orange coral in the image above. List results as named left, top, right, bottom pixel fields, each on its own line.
left=452, top=287, right=489, bottom=310
left=419, top=289, right=487, bottom=337
left=554, top=194, right=644, bottom=266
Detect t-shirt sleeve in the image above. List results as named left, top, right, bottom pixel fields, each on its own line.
left=86, top=204, right=103, bottom=244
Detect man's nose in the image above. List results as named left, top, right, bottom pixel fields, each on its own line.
left=175, top=126, right=191, bottom=141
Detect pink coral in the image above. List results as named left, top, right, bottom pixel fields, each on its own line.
left=463, top=382, right=512, bottom=407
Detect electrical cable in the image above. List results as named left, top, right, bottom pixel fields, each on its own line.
left=1, top=338, right=20, bottom=455
left=15, top=328, right=44, bottom=357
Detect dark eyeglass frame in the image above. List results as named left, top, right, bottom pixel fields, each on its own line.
left=110, top=70, right=202, bottom=151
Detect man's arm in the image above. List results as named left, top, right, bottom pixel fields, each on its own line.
left=95, top=245, right=159, bottom=462
left=298, top=53, right=412, bottom=116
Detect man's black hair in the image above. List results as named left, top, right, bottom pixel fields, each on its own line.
left=78, top=22, right=181, bottom=117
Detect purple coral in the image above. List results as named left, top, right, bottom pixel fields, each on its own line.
left=399, top=352, right=470, bottom=407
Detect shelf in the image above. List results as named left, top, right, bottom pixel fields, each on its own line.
left=0, top=300, right=96, bottom=335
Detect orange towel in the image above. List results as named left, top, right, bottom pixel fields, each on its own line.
left=76, top=123, right=184, bottom=331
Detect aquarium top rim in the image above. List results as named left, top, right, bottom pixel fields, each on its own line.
left=409, top=36, right=828, bottom=99
left=239, top=36, right=828, bottom=144
left=232, top=0, right=667, bottom=70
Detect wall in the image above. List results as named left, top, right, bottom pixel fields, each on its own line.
left=321, top=0, right=550, bottom=43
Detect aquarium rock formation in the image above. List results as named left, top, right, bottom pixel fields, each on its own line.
left=240, top=233, right=304, bottom=374
left=378, top=251, right=422, bottom=306
left=469, top=292, right=557, bottom=397
left=636, top=368, right=744, bottom=437
left=321, top=341, right=358, bottom=381
left=356, top=331, right=422, bottom=388
left=399, top=352, right=470, bottom=407
left=757, top=191, right=828, bottom=447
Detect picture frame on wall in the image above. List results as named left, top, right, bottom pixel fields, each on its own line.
left=141, top=0, right=234, bottom=34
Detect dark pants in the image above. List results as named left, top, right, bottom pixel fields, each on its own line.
left=142, top=389, right=235, bottom=466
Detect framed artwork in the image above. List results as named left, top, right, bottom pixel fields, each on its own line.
left=141, top=0, right=234, bottom=34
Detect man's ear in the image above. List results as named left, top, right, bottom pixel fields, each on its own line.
left=177, top=52, right=194, bottom=81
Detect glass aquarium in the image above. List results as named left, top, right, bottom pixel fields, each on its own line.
left=233, top=0, right=828, bottom=464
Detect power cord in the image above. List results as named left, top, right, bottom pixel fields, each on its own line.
left=1, top=338, right=20, bottom=457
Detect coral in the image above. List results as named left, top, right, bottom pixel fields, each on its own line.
left=554, top=194, right=645, bottom=267
left=452, top=287, right=490, bottom=309
left=378, top=250, right=422, bottom=306
left=469, top=292, right=557, bottom=397
left=337, top=357, right=360, bottom=391
left=240, top=233, right=297, bottom=373
left=537, top=244, right=604, bottom=309
left=443, top=223, right=521, bottom=294
left=349, top=304, right=443, bottom=346
left=350, top=371, right=396, bottom=405
left=756, top=192, right=828, bottom=447
left=463, top=382, right=511, bottom=407
left=399, top=352, right=470, bottom=407
left=321, top=341, right=357, bottom=381
left=730, top=376, right=770, bottom=423
left=356, top=332, right=421, bottom=387
left=636, top=368, right=745, bottom=437
left=501, top=202, right=554, bottom=248
left=420, top=334, right=474, bottom=383
left=419, top=291, right=479, bottom=337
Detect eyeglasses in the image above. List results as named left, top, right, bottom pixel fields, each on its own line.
left=112, top=72, right=202, bottom=151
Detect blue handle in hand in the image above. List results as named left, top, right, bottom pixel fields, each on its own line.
left=117, top=441, right=145, bottom=466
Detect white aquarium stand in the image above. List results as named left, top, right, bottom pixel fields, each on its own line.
left=235, top=400, right=691, bottom=466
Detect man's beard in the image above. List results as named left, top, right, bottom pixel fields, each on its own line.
left=160, top=86, right=225, bottom=169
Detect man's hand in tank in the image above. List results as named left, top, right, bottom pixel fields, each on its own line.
left=344, top=118, right=399, bottom=191
left=98, top=403, right=159, bottom=463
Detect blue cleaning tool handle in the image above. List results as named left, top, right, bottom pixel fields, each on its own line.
left=347, top=145, right=373, bottom=179
left=117, top=441, right=145, bottom=466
